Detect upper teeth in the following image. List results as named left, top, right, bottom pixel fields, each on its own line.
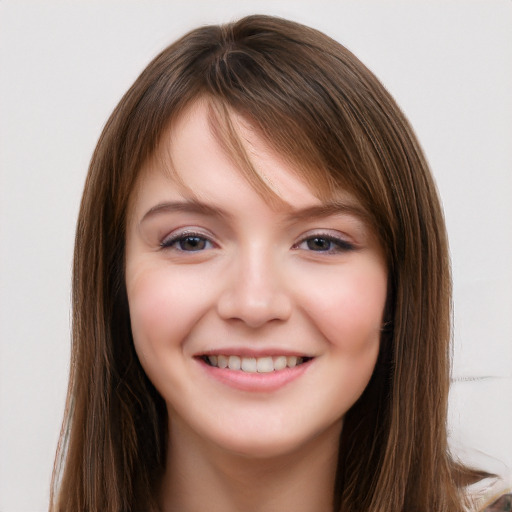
left=206, top=355, right=304, bottom=373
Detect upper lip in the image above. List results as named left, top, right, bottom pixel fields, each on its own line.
left=196, top=348, right=315, bottom=358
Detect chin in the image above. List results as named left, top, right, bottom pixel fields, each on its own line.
left=206, top=418, right=343, bottom=462
left=220, top=437, right=302, bottom=460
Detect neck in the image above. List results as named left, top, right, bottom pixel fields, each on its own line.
left=159, top=417, right=341, bottom=512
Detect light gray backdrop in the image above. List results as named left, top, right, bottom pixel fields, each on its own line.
left=1, top=1, right=511, bottom=510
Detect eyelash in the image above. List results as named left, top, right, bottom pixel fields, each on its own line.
left=293, top=234, right=355, bottom=254
left=161, top=231, right=354, bottom=254
left=160, top=231, right=215, bottom=252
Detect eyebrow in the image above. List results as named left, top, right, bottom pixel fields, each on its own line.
left=140, top=199, right=230, bottom=224
left=140, top=198, right=369, bottom=225
left=287, top=202, right=369, bottom=223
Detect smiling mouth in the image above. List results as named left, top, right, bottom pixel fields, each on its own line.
left=201, top=355, right=312, bottom=373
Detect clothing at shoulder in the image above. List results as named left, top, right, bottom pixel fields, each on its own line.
left=467, top=472, right=512, bottom=512
left=453, top=442, right=511, bottom=512
left=483, top=493, right=512, bottom=511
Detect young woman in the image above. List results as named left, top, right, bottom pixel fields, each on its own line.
left=50, top=14, right=508, bottom=512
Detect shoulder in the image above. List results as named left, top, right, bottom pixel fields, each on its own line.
left=482, top=493, right=512, bottom=511
left=466, top=474, right=512, bottom=512
left=451, top=442, right=511, bottom=512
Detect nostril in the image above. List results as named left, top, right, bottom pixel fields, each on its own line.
left=216, top=292, right=293, bottom=328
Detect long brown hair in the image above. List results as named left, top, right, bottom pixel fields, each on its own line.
left=51, top=14, right=471, bottom=511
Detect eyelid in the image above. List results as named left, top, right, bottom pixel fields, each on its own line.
left=160, top=228, right=216, bottom=249
left=293, top=230, right=355, bottom=252
left=294, top=228, right=353, bottom=243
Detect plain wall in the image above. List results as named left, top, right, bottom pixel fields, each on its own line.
left=1, top=1, right=511, bottom=510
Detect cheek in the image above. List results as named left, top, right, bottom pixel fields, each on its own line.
left=126, top=267, right=211, bottom=359
left=299, top=262, right=387, bottom=352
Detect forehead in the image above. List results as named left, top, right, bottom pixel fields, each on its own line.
left=130, top=98, right=368, bottom=220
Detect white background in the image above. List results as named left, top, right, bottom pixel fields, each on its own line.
left=1, top=1, right=511, bottom=510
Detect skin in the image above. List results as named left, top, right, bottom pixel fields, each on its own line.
left=125, top=100, right=388, bottom=512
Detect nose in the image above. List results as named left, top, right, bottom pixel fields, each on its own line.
left=216, top=248, right=292, bottom=328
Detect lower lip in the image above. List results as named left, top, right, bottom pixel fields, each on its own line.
left=197, top=358, right=313, bottom=392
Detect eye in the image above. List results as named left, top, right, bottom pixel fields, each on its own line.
left=295, top=234, right=354, bottom=254
left=161, top=232, right=214, bottom=252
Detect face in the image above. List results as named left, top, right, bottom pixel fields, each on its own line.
left=125, top=100, right=388, bottom=459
